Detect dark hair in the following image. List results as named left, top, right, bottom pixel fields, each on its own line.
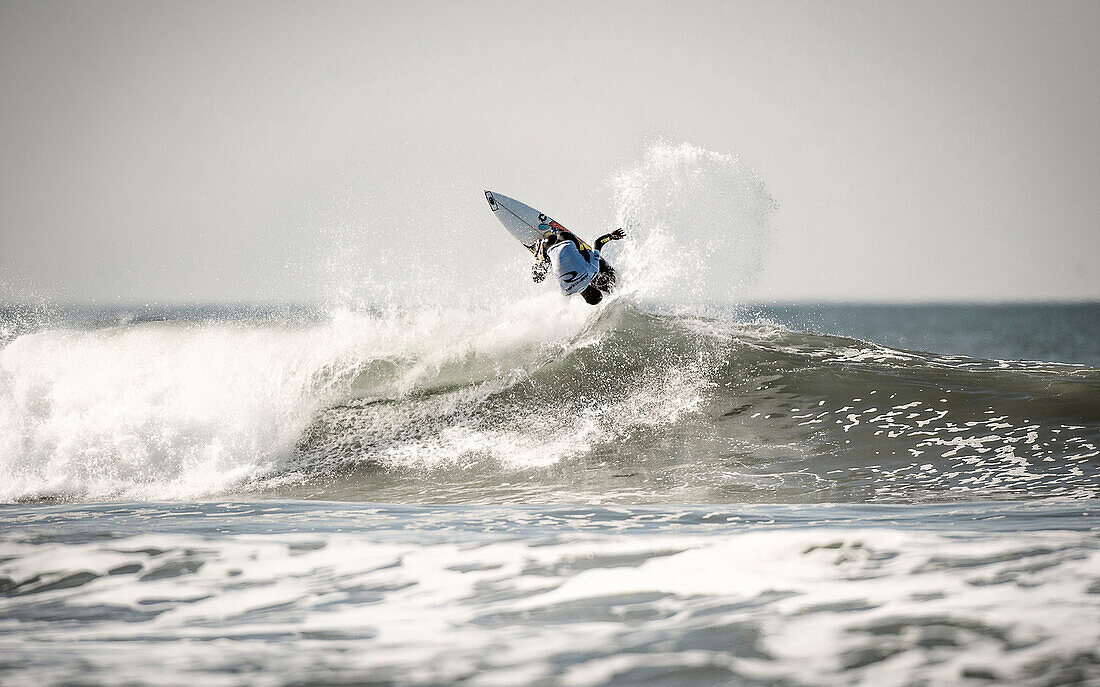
left=580, top=285, right=603, bottom=305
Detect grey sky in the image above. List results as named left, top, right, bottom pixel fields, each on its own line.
left=2, top=0, right=1098, bottom=304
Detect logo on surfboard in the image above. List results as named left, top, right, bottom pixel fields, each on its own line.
left=538, top=218, right=569, bottom=237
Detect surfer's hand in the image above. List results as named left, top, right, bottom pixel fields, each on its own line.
left=609, top=228, right=625, bottom=240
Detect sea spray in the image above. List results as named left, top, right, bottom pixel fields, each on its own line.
left=610, top=140, right=778, bottom=307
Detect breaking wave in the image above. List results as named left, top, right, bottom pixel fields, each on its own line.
left=1, top=300, right=1096, bottom=503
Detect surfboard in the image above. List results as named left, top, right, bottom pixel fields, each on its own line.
left=484, top=190, right=569, bottom=254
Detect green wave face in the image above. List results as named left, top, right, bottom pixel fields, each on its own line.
left=285, top=303, right=1100, bottom=504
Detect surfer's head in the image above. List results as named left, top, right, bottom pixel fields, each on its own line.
left=580, top=285, right=603, bottom=305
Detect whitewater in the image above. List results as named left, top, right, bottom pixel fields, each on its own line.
left=1, top=142, right=1098, bottom=686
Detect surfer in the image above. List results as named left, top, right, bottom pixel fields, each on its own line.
left=532, top=227, right=625, bottom=305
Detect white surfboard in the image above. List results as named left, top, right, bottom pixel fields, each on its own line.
left=484, top=190, right=569, bottom=254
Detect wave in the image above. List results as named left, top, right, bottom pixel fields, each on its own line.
left=2, top=141, right=1095, bottom=503
left=2, top=299, right=1096, bottom=503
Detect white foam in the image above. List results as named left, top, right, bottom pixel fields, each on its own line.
left=0, top=297, right=595, bottom=500
left=3, top=524, right=1095, bottom=686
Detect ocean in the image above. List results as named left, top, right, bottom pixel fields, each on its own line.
left=2, top=143, right=1098, bottom=686
left=1, top=300, right=1097, bottom=686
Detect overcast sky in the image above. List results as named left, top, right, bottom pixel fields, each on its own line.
left=2, top=0, right=1098, bottom=304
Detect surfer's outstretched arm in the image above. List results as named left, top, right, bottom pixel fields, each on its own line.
left=595, top=228, right=626, bottom=250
